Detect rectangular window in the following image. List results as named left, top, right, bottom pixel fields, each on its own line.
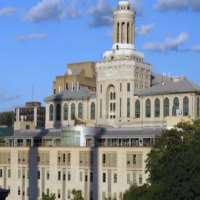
left=46, top=171, right=50, bottom=180
left=58, top=171, right=61, bottom=181
left=127, top=83, right=131, bottom=92
left=0, top=169, right=2, bottom=178
left=102, top=154, right=106, bottom=165
left=120, top=83, right=122, bottom=92
left=114, top=173, right=117, bottom=183
left=103, top=173, right=106, bottom=183
left=18, top=187, right=21, bottom=196
left=139, top=174, right=143, bottom=185
left=127, top=98, right=130, bottom=118
left=68, top=172, right=71, bottom=181
left=63, top=154, right=66, bottom=163
left=85, top=174, right=88, bottom=182
left=58, top=156, right=61, bottom=164
left=127, top=154, right=137, bottom=167
left=58, top=189, right=61, bottom=199
left=67, top=153, right=71, bottom=165
left=63, top=173, right=66, bottom=181
left=37, top=171, right=40, bottom=180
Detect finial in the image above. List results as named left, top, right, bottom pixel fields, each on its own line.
left=118, top=0, right=130, bottom=6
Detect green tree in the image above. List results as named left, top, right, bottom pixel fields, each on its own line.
left=105, top=197, right=117, bottom=200
left=71, top=189, right=84, bottom=200
left=123, top=120, right=200, bottom=200
left=0, top=111, right=15, bottom=127
left=123, top=184, right=150, bottom=200
left=41, top=193, right=56, bottom=200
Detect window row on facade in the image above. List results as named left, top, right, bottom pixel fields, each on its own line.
left=49, top=102, right=96, bottom=121
left=134, top=96, right=191, bottom=119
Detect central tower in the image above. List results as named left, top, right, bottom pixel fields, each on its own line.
left=96, top=0, right=151, bottom=128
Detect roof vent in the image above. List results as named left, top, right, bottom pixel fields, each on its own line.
left=173, top=76, right=184, bottom=82
left=161, top=82, right=166, bottom=86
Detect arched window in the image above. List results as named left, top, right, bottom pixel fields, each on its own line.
left=154, top=98, right=160, bottom=118
left=183, top=96, right=189, bottom=116
left=56, top=104, right=61, bottom=121
left=127, top=22, right=130, bottom=43
left=63, top=103, right=68, bottom=120
left=107, top=85, right=116, bottom=119
left=121, top=22, right=125, bottom=43
left=90, top=102, right=95, bottom=120
left=49, top=104, right=54, bottom=121
left=71, top=103, right=75, bottom=120
left=78, top=103, right=83, bottom=119
left=172, top=97, right=179, bottom=116
left=164, top=98, right=170, bottom=117
left=145, top=99, right=151, bottom=118
left=117, top=22, right=119, bottom=43
left=135, top=100, right=140, bottom=118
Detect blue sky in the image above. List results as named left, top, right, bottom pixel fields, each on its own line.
left=0, top=0, right=200, bottom=111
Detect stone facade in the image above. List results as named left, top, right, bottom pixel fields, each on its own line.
left=0, top=147, right=150, bottom=200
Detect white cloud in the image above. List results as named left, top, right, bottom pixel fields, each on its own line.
left=155, top=0, right=200, bottom=12
left=0, top=7, right=16, bottom=16
left=143, top=32, right=189, bottom=52
left=136, top=24, right=154, bottom=36
left=16, top=33, right=48, bottom=42
left=25, top=0, right=80, bottom=23
left=88, top=0, right=112, bottom=28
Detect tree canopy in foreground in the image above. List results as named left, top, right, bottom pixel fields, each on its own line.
left=123, top=120, right=200, bottom=200
left=0, top=111, right=14, bottom=127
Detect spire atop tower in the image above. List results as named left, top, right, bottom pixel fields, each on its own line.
left=102, top=0, right=139, bottom=60
left=113, top=0, right=135, bottom=49
left=118, top=0, right=130, bottom=6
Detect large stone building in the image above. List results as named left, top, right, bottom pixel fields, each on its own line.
left=0, top=1, right=200, bottom=200
left=45, top=0, right=200, bottom=129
